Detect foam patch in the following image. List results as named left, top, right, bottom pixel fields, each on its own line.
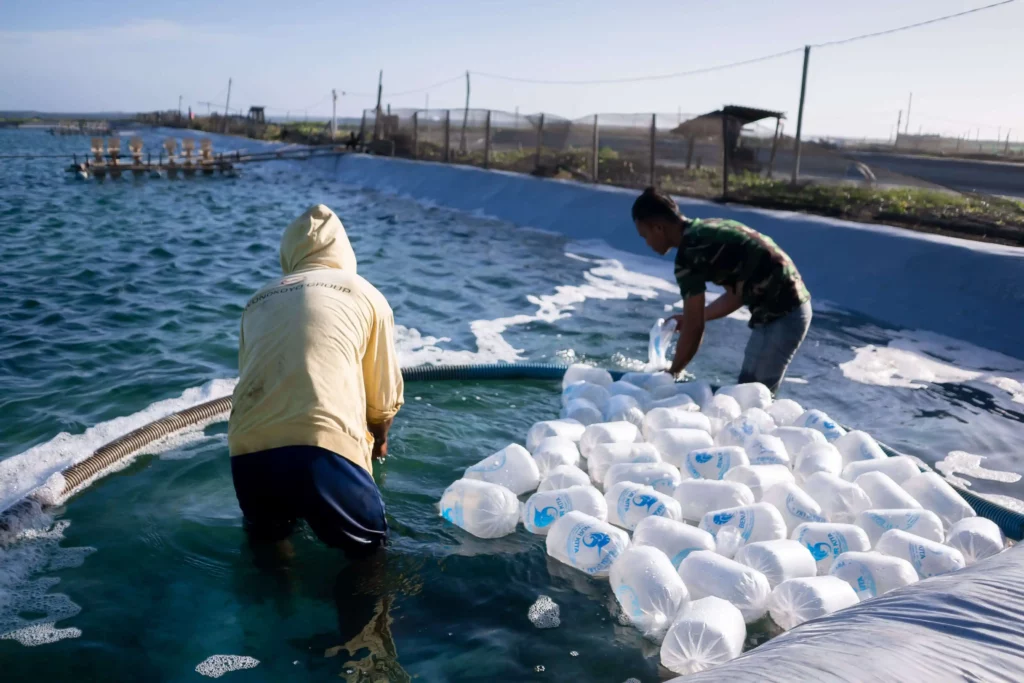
left=195, top=655, right=260, bottom=678
left=527, top=595, right=560, bottom=629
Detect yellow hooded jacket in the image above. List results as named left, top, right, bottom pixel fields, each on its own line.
left=228, top=204, right=404, bottom=473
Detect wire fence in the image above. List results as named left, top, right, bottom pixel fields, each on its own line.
left=356, top=106, right=961, bottom=200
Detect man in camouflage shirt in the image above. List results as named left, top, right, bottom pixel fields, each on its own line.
left=632, top=187, right=812, bottom=393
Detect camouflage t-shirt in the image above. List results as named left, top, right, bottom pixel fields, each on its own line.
left=674, top=218, right=810, bottom=327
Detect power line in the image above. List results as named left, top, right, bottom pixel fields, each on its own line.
left=472, top=48, right=804, bottom=85
left=387, top=75, right=465, bottom=97
left=470, top=0, right=1015, bottom=86
left=814, top=0, right=1015, bottom=48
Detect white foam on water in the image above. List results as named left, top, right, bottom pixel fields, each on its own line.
left=527, top=595, right=561, bottom=629
left=839, top=329, right=1024, bottom=404
left=195, top=655, right=260, bottom=678
left=0, top=504, right=94, bottom=645
left=936, top=450, right=1023, bottom=490
left=0, top=378, right=237, bottom=516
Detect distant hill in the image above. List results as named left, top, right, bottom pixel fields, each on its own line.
left=0, top=110, right=137, bottom=121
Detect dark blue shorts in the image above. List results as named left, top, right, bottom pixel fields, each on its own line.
left=231, top=445, right=388, bottom=558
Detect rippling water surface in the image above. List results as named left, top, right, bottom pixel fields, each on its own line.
left=1, top=128, right=1022, bottom=681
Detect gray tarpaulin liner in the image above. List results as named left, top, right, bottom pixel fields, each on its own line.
left=680, top=543, right=1024, bottom=682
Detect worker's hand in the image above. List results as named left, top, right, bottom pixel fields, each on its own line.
left=372, top=438, right=388, bottom=461
left=667, top=313, right=686, bottom=328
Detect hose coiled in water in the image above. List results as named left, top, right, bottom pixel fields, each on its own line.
left=43, top=362, right=1024, bottom=541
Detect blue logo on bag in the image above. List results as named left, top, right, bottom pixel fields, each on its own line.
left=441, top=501, right=464, bottom=526
left=615, top=584, right=642, bottom=618
left=583, top=532, right=612, bottom=555
left=694, top=452, right=713, bottom=464
left=533, top=506, right=559, bottom=528
left=632, top=494, right=659, bottom=511
left=712, top=511, right=734, bottom=525
left=807, top=541, right=832, bottom=561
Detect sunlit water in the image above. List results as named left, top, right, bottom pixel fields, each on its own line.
left=1, top=128, right=1022, bottom=681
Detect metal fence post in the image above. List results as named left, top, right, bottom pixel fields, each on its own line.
left=359, top=111, right=366, bottom=146
left=686, top=136, right=695, bottom=170
left=721, top=114, right=730, bottom=198
left=767, top=118, right=782, bottom=179
left=791, top=45, right=811, bottom=184
left=534, top=113, right=545, bottom=170
left=444, top=111, right=451, bottom=163
left=412, top=111, right=419, bottom=160
left=483, top=110, right=492, bottom=169
left=649, top=113, right=657, bottom=187
left=591, top=114, right=599, bottom=182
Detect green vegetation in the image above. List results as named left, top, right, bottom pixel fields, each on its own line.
left=726, top=175, right=1024, bottom=246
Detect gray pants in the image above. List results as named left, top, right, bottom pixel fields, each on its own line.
left=738, top=301, right=812, bottom=394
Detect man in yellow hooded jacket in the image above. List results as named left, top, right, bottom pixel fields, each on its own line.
left=228, top=204, right=404, bottom=557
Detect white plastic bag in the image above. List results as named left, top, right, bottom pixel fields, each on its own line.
left=647, top=394, right=701, bottom=412
left=803, top=472, right=872, bottom=523
left=607, top=380, right=652, bottom=410
left=723, top=464, right=795, bottom=501
left=762, top=481, right=827, bottom=532
left=855, top=508, right=944, bottom=546
left=602, top=394, right=645, bottom=429
left=587, top=442, right=661, bottom=486
left=562, top=364, right=613, bottom=390
left=532, top=437, right=580, bottom=475
left=579, top=421, right=641, bottom=459
left=901, top=472, right=976, bottom=528
left=632, top=515, right=716, bottom=568
left=876, top=528, right=966, bottom=578
left=523, top=486, right=607, bottom=535
left=833, top=430, right=887, bottom=466
left=946, top=517, right=1005, bottom=565
left=699, top=502, right=788, bottom=557
left=621, top=371, right=676, bottom=392
left=464, top=443, right=541, bottom=495
left=745, top=434, right=791, bottom=467
left=766, top=398, right=804, bottom=427
left=793, top=443, right=844, bottom=483
left=796, top=409, right=847, bottom=442
left=646, top=317, right=678, bottom=371
left=439, top=479, right=520, bottom=539
left=679, top=446, right=749, bottom=481
left=702, top=393, right=742, bottom=422
left=538, top=464, right=590, bottom=492
left=673, top=479, right=755, bottom=524
left=603, top=461, right=682, bottom=496
left=768, top=576, right=859, bottom=631
left=526, top=419, right=585, bottom=453
left=716, top=383, right=773, bottom=411
left=605, top=481, right=683, bottom=530
left=854, top=471, right=922, bottom=510
left=791, top=522, right=871, bottom=572
left=561, top=381, right=611, bottom=411
left=828, top=550, right=918, bottom=600
left=648, top=428, right=715, bottom=470
left=716, top=409, right=775, bottom=448
left=561, top=398, right=604, bottom=426
left=545, top=510, right=630, bottom=577
left=734, top=539, right=818, bottom=589
left=842, top=455, right=920, bottom=484
left=660, top=597, right=746, bottom=675
left=642, top=408, right=711, bottom=440
left=677, top=550, right=771, bottom=622
left=610, top=545, right=689, bottom=641
left=668, top=380, right=714, bottom=410
left=773, top=427, right=827, bottom=462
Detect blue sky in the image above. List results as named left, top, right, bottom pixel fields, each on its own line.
left=2, top=0, right=1021, bottom=139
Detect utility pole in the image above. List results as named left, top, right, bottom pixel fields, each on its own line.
left=178, top=95, right=183, bottom=119
left=894, top=109, right=902, bottom=147
left=1006, top=130, right=1012, bottom=154
left=905, top=92, right=912, bottom=135
left=373, top=70, right=383, bottom=141
left=425, top=93, right=429, bottom=111
left=223, top=77, right=232, bottom=133
left=460, top=70, right=470, bottom=155
left=331, top=89, right=338, bottom=140
left=791, top=45, right=810, bottom=184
